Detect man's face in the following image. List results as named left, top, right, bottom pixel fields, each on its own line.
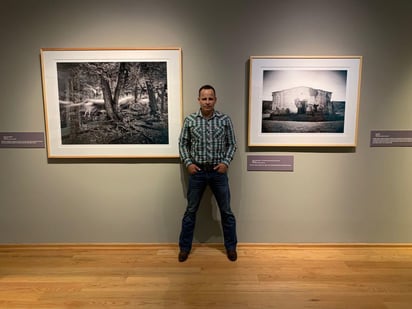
left=198, top=89, right=217, bottom=114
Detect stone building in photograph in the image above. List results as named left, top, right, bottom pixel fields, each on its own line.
left=270, top=86, right=334, bottom=116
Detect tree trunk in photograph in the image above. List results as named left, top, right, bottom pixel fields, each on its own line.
left=160, top=83, right=166, bottom=114
left=67, top=105, right=81, bottom=140
left=146, top=81, right=158, bottom=117
left=101, top=76, right=119, bottom=121
left=113, top=62, right=127, bottom=116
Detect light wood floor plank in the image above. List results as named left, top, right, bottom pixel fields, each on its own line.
left=1, top=244, right=412, bottom=308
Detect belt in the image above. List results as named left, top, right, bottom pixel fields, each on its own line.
left=195, top=163, right=216, bottom=172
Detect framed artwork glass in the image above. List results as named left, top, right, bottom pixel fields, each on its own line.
left=40, top=48, right=182, bottom=158
left=248, top=56, right=362, bottom=147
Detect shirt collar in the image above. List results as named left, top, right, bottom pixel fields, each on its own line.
left=196, top=109, right=221, bottom=119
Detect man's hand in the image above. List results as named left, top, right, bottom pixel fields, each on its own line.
left=214, top=163, right=228, bottom=174
left=187, top=164, right=200, bottom=175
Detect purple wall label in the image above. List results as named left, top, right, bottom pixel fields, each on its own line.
left=370, top=130, right=412, bottom=147
left=0, top=132, right=45, bottom=148
left=247, top=155, right=294, bottom=171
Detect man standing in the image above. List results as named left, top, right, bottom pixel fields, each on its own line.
left=178, top=85, right=238, bottom=262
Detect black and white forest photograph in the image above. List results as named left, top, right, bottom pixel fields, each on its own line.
left=57, top=61, right=169, bottom=145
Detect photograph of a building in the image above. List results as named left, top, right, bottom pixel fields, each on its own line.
left=261, top=70, right=347, bottom=133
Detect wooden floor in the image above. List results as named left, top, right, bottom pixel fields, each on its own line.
left=1, top=244, right=412, bottom=309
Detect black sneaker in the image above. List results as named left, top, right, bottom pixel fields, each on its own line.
left=178, top=251, right=189, bottom=262
left=227, top=249, right=237, bottom=262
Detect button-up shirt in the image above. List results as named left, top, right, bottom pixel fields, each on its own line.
left=179, top=110, right=237, bottom=167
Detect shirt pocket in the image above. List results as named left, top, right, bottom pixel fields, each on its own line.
left=213, top=126, right=225, bottom=140
left=191, top=126, right=204, bottom=141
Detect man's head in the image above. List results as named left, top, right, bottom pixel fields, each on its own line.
left=198, top=84, right=216, bottom=97
left=198, top=85, right=217, bottom=118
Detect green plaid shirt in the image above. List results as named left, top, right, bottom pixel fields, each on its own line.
left=179, top=110, right=237, bottom=167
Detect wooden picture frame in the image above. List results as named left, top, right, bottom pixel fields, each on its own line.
left=40, top=48, right=182, bottom=158
left=248, top=56, right=362, bottom=147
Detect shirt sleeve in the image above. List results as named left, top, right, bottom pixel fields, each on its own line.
left=178, top=117, right=193, bottom=167
left=222, top=116, right=237, bottom=166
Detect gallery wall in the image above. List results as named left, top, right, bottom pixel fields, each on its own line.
left=1, top=0, right=412, bottom=243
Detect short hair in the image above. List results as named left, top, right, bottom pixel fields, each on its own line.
left=198, top=84, right=216, bottom=97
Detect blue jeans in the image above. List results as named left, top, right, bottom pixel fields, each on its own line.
left=179, top=170, right=237, bottom=252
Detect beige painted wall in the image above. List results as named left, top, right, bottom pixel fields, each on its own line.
left=1, top=0, right=412, bottom=243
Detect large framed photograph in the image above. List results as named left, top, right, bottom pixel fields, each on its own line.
left=40, top=48, right=182, bottom=158
left=248, top=56, right=362, bottom=147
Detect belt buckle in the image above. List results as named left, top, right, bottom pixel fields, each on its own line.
left=204, top=163, right=214, bottom=172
